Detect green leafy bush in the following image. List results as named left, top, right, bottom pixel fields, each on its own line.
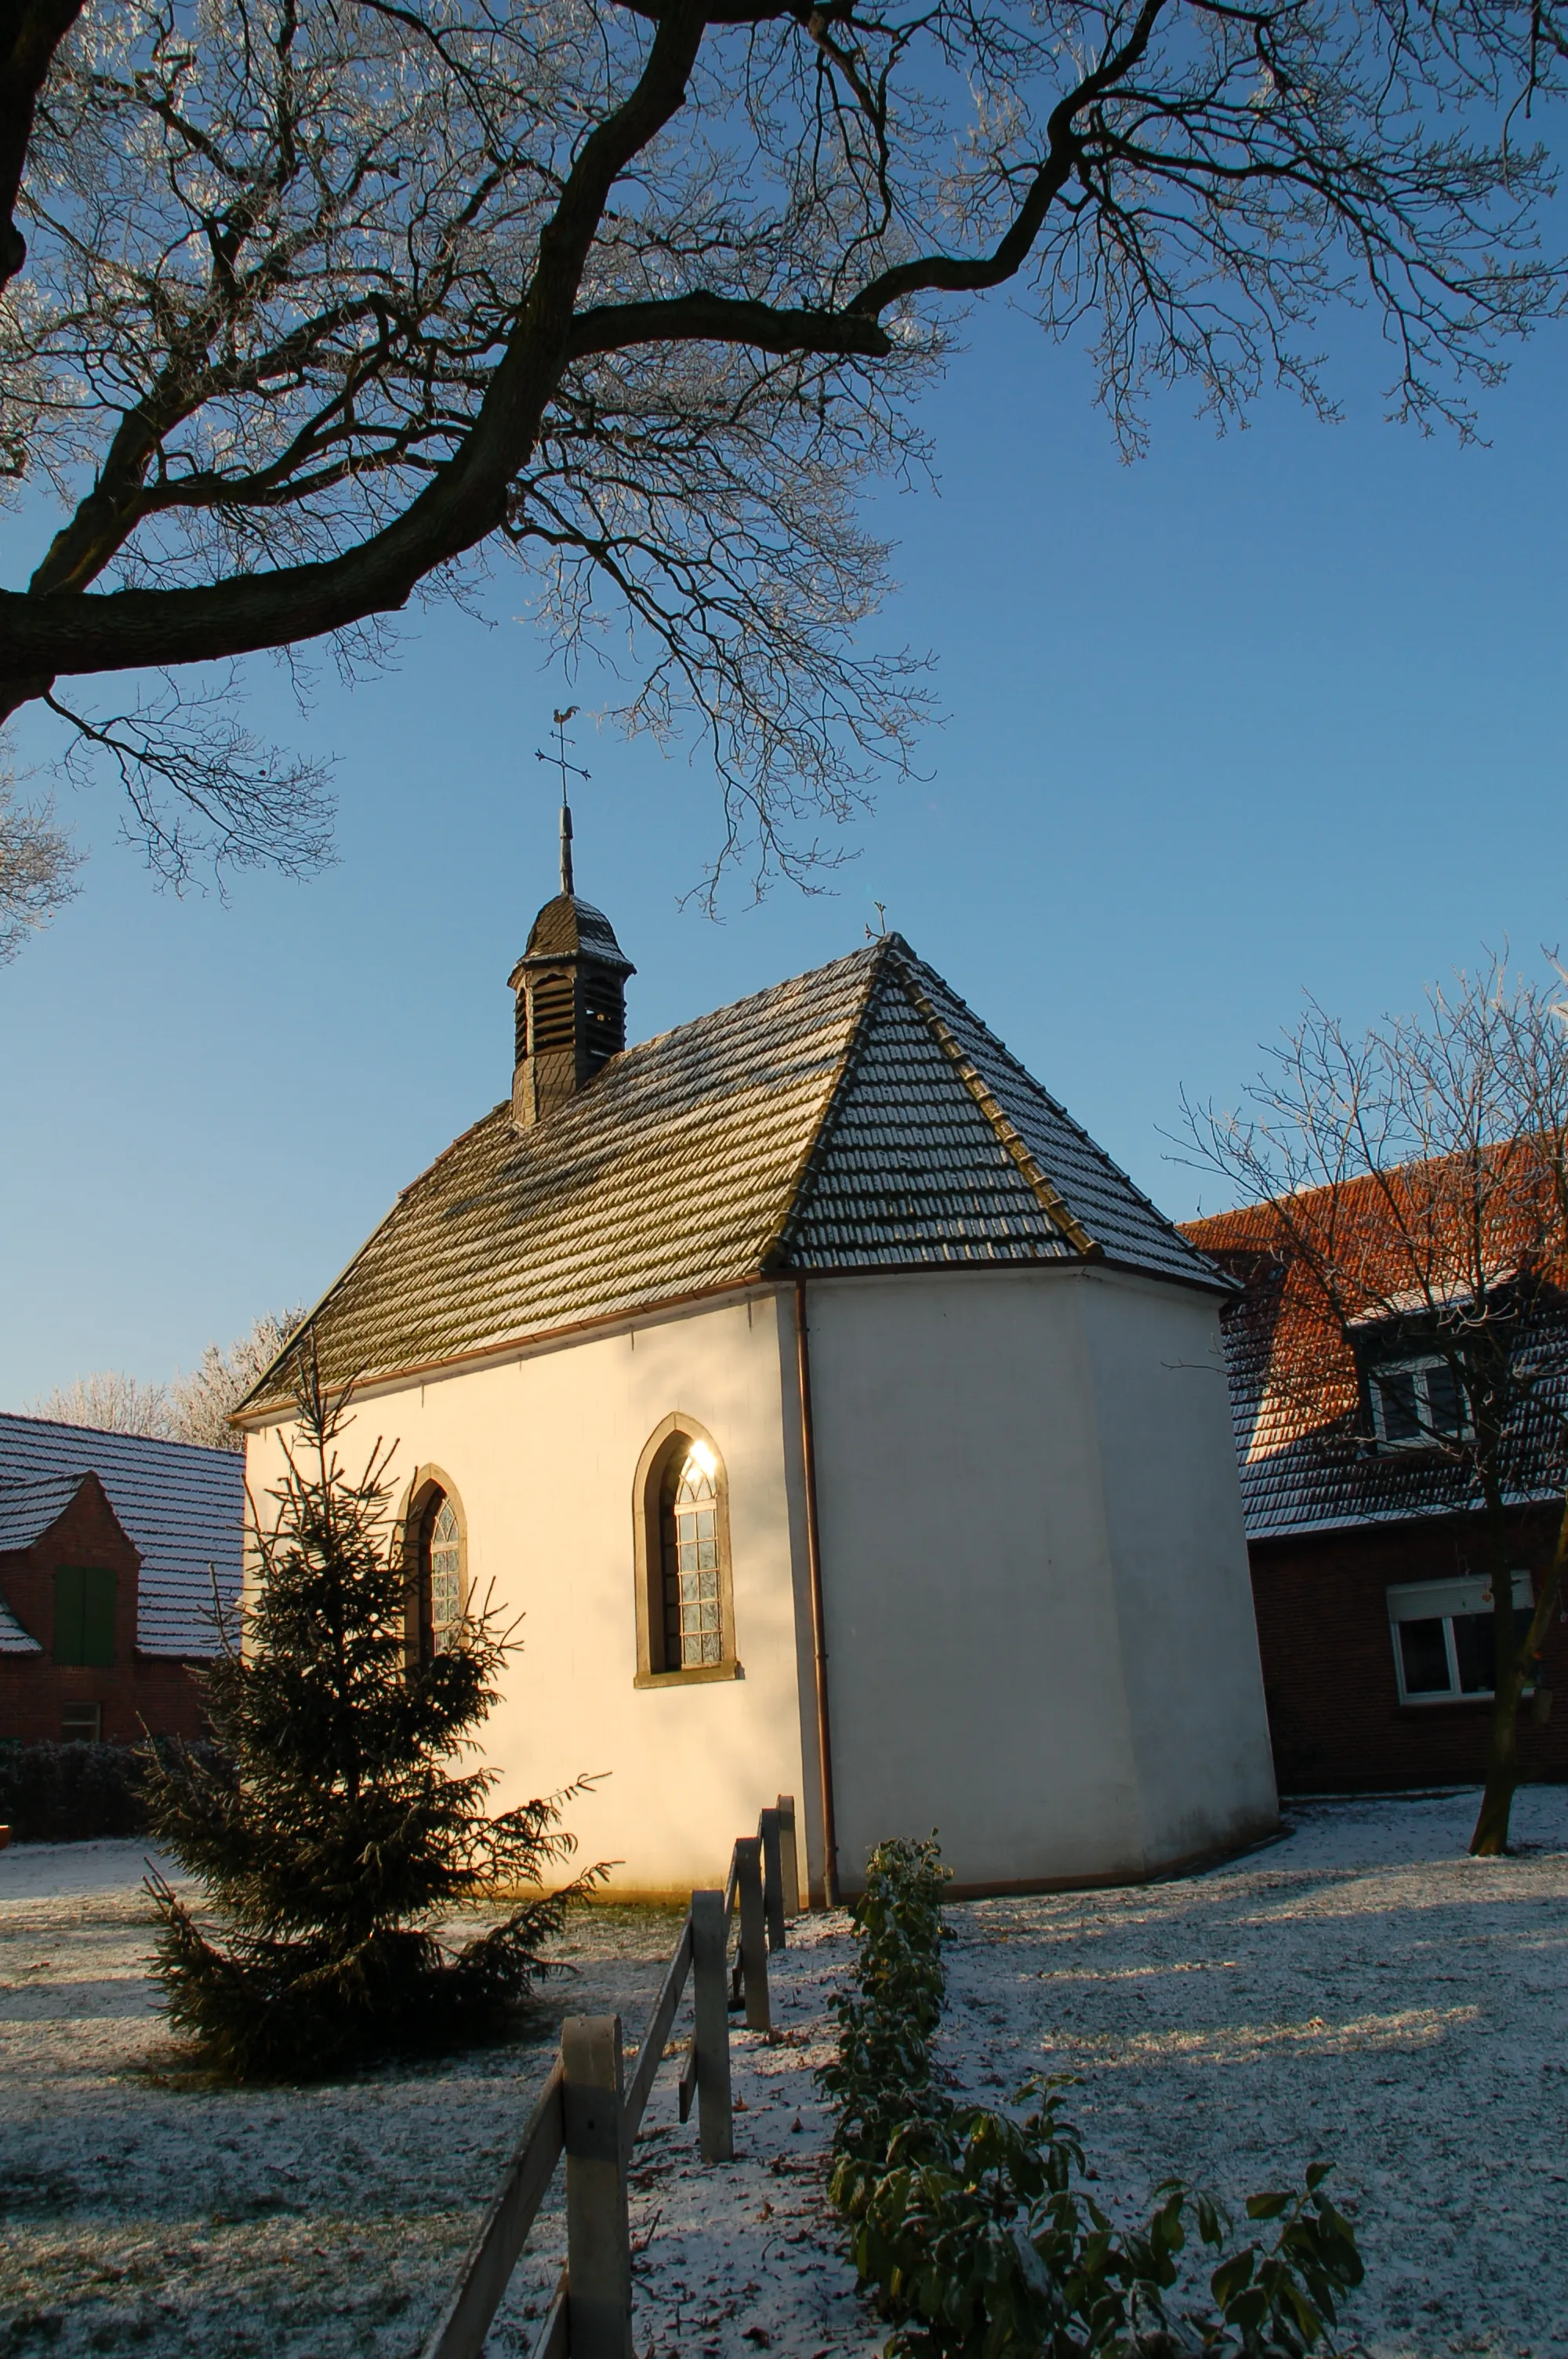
left=822, top=1838, right=1363, bottom=2359
left=819, top=1834, right=950, bottom=2165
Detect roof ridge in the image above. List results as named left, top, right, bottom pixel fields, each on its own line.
left=757, top=937, right=899, bottom=1270
left=905, top=957, right=1202, bottom=1250
left=621, top=941, right=882, bottom=1066
left=888, top=950, right=1099, bottom=1259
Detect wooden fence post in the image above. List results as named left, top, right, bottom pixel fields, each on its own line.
left=690, top=1889, right=734, bottom=2163
left=562, top=2016, right=633, bottom=2359
left=734, top=1835, right=771, bottom=2030
left=776, top=1794, right=800, bottom=1921
left=759, top=1808, right=786, bottom=1954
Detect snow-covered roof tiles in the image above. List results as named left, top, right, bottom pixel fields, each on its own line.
left=1183, top=1191, right=1568, bottom=1539
left=0, top=1415, right=242, bottom=1656
left=0, top=1472, right=88, bottom=1553
left=243, top=935, right=1225, bottom=1414
left=0, top=1594, right=42, bottom=1653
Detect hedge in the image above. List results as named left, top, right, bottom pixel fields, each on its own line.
left=0, top=1739, right=223, bottom=1843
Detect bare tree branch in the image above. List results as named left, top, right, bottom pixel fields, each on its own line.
left=0, top=0, right=1560, bottom=881
left=1178, top=956, right=1568, bottom=1856
left=0, top=753, right=78, bottom=957
left=0, top=0, right=84, bottom=289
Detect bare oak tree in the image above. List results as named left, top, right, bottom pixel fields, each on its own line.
left=1181, top=961, right=1568, bottom=1858
left=0, top=0, right=1561, bottom=883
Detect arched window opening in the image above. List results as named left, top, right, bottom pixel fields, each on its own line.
left=662, top=1439, right=723, bottom=1669
left=632, top=1416, right=736, bottom=1685
left=407, top=1478, right=466, bottom=1665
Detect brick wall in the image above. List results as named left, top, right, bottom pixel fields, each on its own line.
left=0, top=1478, right=208, bottom=1743
left=1250, top=1508, right=1568, bottom=1792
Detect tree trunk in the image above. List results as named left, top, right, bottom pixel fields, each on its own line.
left=1470, top=1491, right=1568, bottom=1856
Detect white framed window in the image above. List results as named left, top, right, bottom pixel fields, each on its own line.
left=1388, top=1572, right=1535, bottom=1703
left=61, top=1700, right=102, bottom=1741
left=1368, top=1354, right=1468, bottom=1449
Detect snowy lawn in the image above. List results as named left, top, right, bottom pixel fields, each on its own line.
left=2, top=1788, right=1565, bottom=2359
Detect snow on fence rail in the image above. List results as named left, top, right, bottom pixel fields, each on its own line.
left=420, top=1795, right=800, bottom=2359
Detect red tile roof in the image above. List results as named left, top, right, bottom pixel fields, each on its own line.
left=1183, top=1155, right=1568, bottom=1538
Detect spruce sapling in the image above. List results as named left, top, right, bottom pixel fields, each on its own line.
left=143, top=1359, right=601, bottom=2079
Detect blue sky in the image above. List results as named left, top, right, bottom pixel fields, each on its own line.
left=3, top=295, right=1566, bottom=1405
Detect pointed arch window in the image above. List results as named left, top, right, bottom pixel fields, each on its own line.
left=662, top=1440, right=723, bottom=1667
left=633, top=1417, right=738, bottom=1685
left=405, top=1474, right=467, bottom=1665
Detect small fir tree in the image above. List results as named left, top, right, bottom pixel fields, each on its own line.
left=143, top=1361, right=600, bottom=2080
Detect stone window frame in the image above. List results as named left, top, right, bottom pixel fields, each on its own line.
left=397, top=1465, right=469, bottom=1666
left=632, top=1412, right=739, bottom=1688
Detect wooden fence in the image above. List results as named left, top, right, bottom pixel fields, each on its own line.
left=420, top=1796, right=801, bottom=2359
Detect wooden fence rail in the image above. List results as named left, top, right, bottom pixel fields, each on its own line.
left=420, top=1794, right=798, bottom=2359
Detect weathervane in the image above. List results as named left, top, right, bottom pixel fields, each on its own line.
left=535, top=705, right=590, bottom=896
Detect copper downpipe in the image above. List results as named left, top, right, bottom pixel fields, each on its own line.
left=793, top=1275, right=839, bottom=1907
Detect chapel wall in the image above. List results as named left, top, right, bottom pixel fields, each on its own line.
left=243, top=1291, right=814, bottom=1900
left=1076, top=1270, right=1279, bottom=1865
left=800, top=1267, right=1151, bottom=1894
left=800, top=1266, right=1276, bottom=1895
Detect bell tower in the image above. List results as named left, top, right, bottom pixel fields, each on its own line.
left=509, top=756, right=634, bottom=1129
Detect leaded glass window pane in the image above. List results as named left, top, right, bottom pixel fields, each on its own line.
left=660, top=1441, right=724, bottom=1670
left=418, top=1490, right=464, bottom=1663
left=430, top=1499, right=463, bottom=1646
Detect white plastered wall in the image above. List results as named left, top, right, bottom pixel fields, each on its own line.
left=802, top=1266, right=1277, bottom=1894
left=1077, top=1270, right=1279, bottom=1868
left=242, top=1291, right=815, bottom=1900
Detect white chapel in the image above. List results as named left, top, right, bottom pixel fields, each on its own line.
left=239, top=847, right=1277, bottom=1902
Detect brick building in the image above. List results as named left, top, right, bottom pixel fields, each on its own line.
left=1182, top=1199, right=1568, bottom=1794
left=0, top=1414, right=243, bottom=1743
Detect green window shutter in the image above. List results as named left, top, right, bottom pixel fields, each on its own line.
left=53, top=1568, right=115, bottom=1666
left=53, top=1566, right=85, bottom=1663
left=81, top=1568, right=116, bottom=1666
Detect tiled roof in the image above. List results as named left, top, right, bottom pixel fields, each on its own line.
left=0, top=1595, right=42, bottom=1654
left=0, top=1415, right=242, bottom=1656
left=0, top=1473, right=88, bottom=1552
left=510, top=893, right=635, bottom=981
left=1182, top=1196, right=1568, bottom=1539
left=244, top=936, right=1224, bottom=1415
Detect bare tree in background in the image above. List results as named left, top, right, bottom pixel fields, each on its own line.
left=0, top=765, right=79, bottom=961
left=26, top=1307, right=303, bottom=1447
left=0, top=0, right=1562, bottom=892
left=1181, top=961, right=1568, bottom=1858
left=167, top=1308, right=304, bottom=1450
left=28, top=1368, right=172, bottom=1434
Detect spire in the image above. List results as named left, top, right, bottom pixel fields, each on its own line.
left=510, top=711, right=634, bottom=1129
left=560, top=795, right=574, bottom=897
left=539, top=707, right=586, bottom=900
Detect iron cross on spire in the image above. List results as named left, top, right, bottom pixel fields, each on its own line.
left=535, top=706, right=590, bottom=896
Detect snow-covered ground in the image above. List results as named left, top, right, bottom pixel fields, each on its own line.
left=2, top=1787, right=1565, bottom=2358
